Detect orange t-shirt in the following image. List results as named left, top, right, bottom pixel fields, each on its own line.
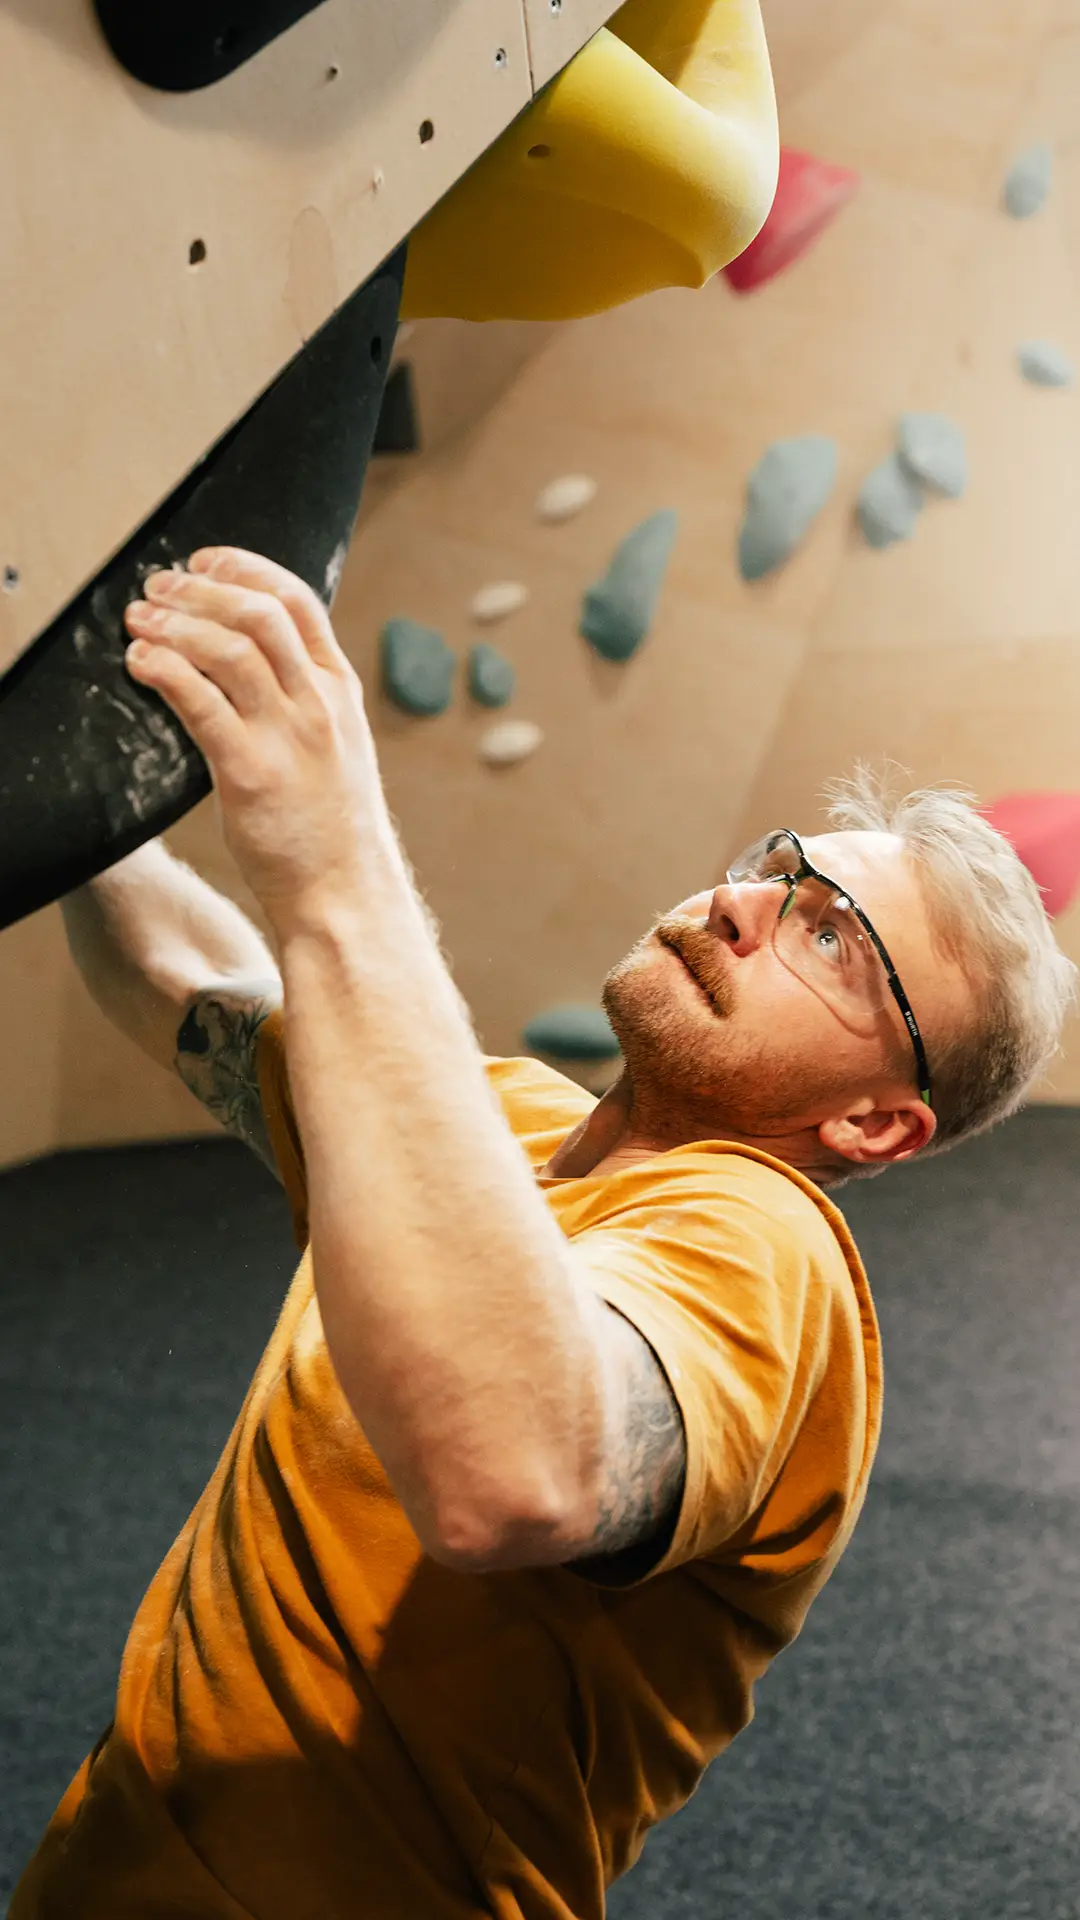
left=12, top=1013, right=883, bottom=1920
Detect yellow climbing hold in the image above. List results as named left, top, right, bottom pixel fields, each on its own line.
left=403, top=0, right=779, bottom=322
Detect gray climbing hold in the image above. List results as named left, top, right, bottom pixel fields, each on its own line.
left=523, top=1004, right=621, bottom=1061
left=1017, top=340, right=1075, bottom=387
left=1003, top=143, right=1052, bottom=218
left=579, top=510, right=679, bottom=662
left=737, top=435, right=838, bottom=581
left=380, top=617, right=455, bottom=715
left=857, top=453, right=924, bottom=548
left=467, top=643, right=516, bottom=708
left=896, top=412, right=967, bottom=498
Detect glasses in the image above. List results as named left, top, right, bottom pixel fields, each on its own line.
left=725, top=829, right=933, bottom=1109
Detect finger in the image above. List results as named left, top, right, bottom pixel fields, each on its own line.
left=140, top=573, right=312, bottom=703
left=126, top=601, right=281, bottom=719
left=186, top=547, right=346, bottom=671
left=124, top=638, right=250, bottom=772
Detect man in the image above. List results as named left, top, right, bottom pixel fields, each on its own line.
left=13, top=550, right=1074, bottom=1918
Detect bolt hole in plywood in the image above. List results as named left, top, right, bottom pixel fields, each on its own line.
left=3, top=566, right=18, bottom=592
left=419, top=118, right=435, bottom=144
left=188, top=237, right=207, bottom=266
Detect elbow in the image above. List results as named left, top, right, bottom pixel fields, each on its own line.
left=423, top=1480, right=587, bottom=1576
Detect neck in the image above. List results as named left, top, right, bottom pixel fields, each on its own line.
left=542, top=1070, right=838, bottom=1185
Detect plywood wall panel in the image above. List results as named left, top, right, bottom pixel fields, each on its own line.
left=768, top=0, right=1056, bottom=206
left=760, top=0, right=890, bottom=116
left=522, top=0, right=616, bottom=88
left=54, top=983, right=219, bottom=1154
left=801, top=195, right=1080, bottom=662
left=0, top=0, right=539, bottom=670
left=0, top=907, right=66, bottom=1169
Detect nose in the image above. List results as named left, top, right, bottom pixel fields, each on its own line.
left=704, top=880, right=780, bottom=956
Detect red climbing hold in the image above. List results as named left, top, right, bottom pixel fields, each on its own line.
left=723, top=148, right=859, bottom=294
left=982, top=793, right=1080, bottom=918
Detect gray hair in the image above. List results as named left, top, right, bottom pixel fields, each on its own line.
left=822, top=764, right=1078, bottom=1174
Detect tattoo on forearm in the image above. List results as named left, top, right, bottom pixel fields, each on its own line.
left=175, top=985, right=282, bottom=1180
left=577, top=1316, right=687, bottom=1569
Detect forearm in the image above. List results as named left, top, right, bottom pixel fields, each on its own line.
left=278, top=853, right=608, bottom=1568
left=61, top=839, right=280, bottom=1069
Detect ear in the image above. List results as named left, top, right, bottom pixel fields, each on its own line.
left=819, top=1095, right=937, bottom=1169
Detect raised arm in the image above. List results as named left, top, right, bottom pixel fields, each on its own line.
left=61, top=839, right=284, bottom=1177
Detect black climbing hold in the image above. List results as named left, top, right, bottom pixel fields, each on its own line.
left=373, top=362, right=421, bottom=456
left=0, top=246, right=406, bottom=934
left=93, top=0, right=331, bottom=92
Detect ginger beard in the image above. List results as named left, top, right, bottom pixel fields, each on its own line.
left=601, top=911, right=862, bottom=1142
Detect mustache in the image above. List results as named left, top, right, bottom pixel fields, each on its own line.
left=654, top=917, right=735, bottom=1018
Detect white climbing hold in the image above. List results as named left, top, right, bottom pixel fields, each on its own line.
left=470, top=580, right=529, bottom=623
left=536, top=474, right=598, bottom=523
left=479, top=720, right=543, bottom=767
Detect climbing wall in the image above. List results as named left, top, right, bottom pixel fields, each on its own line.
left=7, top=0, right=1080, bottom=1167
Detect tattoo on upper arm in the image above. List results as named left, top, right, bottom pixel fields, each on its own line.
left=175, top=983, right=283, bottom=1181
left=575, top=1310, right=687, bottom=1570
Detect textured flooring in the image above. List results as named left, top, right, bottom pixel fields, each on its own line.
left=2, top=1112, right=1079, bottom=1917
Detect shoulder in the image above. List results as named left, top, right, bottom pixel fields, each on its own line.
left=572, top=1144, right=871, bottom=1373
left=482, top=1054, right=596, bottom=1164
left=625, top=1144, right=864, bottom=1276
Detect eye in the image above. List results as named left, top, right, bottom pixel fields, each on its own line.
left=813, top=921, right=847, bottom=965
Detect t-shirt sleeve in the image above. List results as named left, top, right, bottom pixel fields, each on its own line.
left=255, top=1007, right=310, bottom=1250
left=570, top=1168, right=832, bottom=1581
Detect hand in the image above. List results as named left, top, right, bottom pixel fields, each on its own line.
left=124, top=548, right=389, bottom=934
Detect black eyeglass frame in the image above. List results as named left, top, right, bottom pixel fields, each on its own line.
left=730, top=828, right=934, bottom=1109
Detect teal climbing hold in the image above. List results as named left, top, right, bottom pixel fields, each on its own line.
left=738, top=435, right=838, bottom=580
left=523, top=1004, right=621, bottom=1061
left=1017, top=340, right=1074, bottom=387
left=467, top=643, right=516, bottom=708
left=380, top=618, right=455, bottom=716
left=857, top=453, right=924, bottom=548
left=579, top=510, right=679, bottom=662
left=1003, top=143, right=1052, bottom=218
left=897, top=413, right=967, bottom=498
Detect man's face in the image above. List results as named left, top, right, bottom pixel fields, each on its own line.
left=601, top=829, right=974, bottom=1142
